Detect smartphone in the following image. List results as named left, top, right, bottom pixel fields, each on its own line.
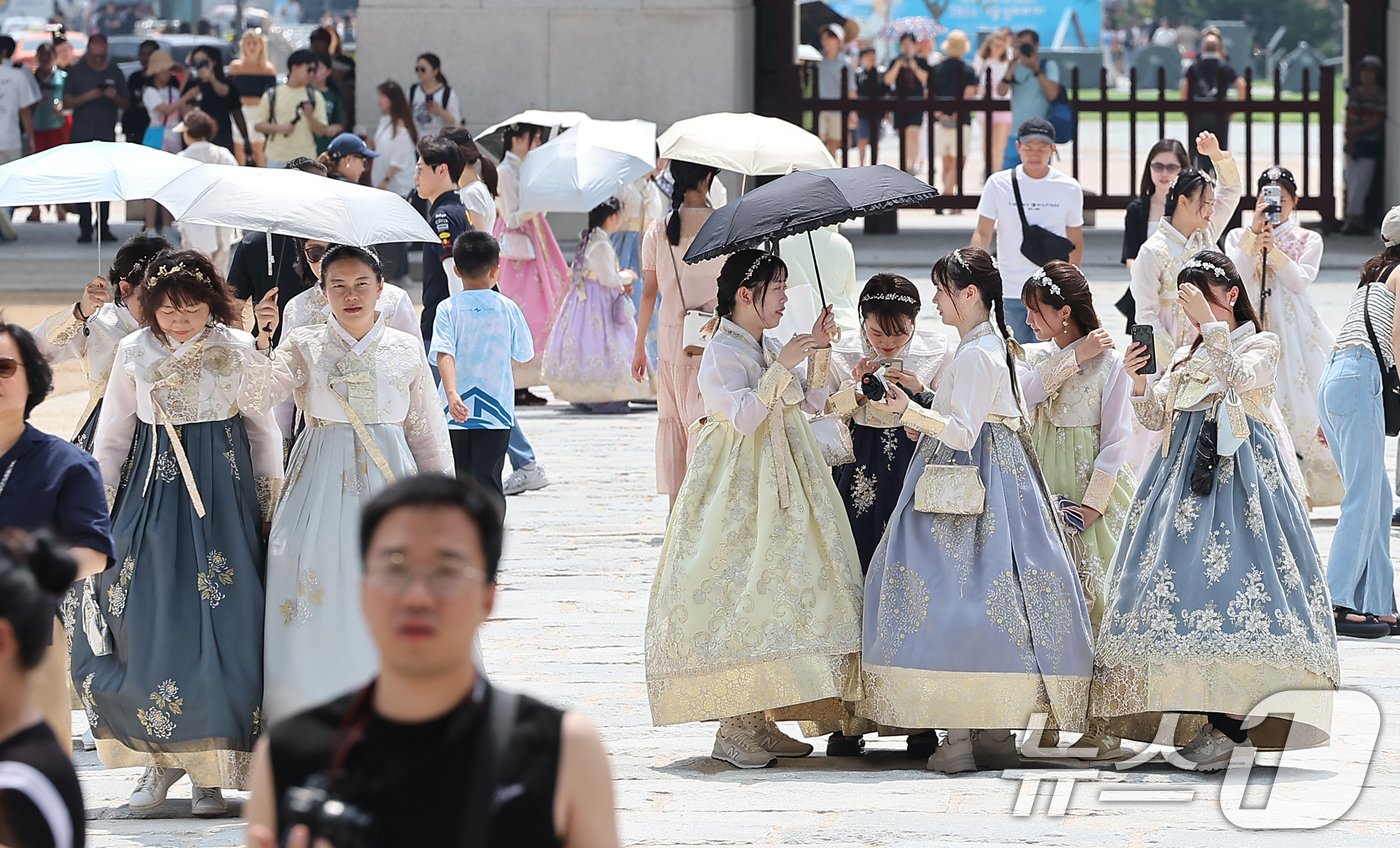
left=1261, top=185, right=1282, bottom=225
left=881, top=357, right=903, bottom=372
left=1129, top=324, right=1157, bottom=375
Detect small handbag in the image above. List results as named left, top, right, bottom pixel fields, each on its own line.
left=500, top=230, right=536, bottom=262
left=913, top=443, right=985, bottom=515
left=1361, top=268, right=1400, bottom=437
left=809, top=414, right=855, bottom=467
left=1189, top=418, right=1220, bottom=497
left=669, top=243, right=713, bottom=356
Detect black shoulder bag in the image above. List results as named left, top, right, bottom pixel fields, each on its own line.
left=1360, top=262, right=1400, bottom=437
left=1010, top=169, right=1075, bottom=267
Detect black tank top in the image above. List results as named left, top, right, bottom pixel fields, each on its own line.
left=269, top=683, right=563, bottom=848
left=0, top=722, right=86, bottom=848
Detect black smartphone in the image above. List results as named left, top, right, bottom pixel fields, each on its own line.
left=1129, top=324, right=1157, bottom=375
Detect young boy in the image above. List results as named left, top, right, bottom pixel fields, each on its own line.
left=429, top=231, right=533, bottom=510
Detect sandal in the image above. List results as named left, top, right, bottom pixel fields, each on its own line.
left=1334, top=606, right=1390, bottom=639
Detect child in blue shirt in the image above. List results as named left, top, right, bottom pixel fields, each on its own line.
left=430, top=231, right=534, bottom=509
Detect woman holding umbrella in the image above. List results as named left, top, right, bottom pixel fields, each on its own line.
left=72, top=251, right=283, bottom=817
left=32, top=234, right=171, bottom=451
left=645, top=249, right=863, bottom=769
left=633, top=160, right=723, bottom=507
left=493, top=122, right=570, bottom=403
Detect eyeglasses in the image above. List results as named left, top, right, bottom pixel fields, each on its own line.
left=304, top=246, right=328, bottom=262
left=1150, top=162, right=1182, bottom=174
left=0, top=356, right=20, bottom=379
left=366, top=555, right=484, bottom=597
left=414, top=66, right=429, bottom=74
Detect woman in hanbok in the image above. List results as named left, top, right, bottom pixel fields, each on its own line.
left=33, top=234, right=170, bottom=451
left=613, top=169, right=665, bottom=367
left=632, top=160, right=724, bottom=507
left=253, top=245, right=453, bottom=721
left=645, top=250, right=864, bottom=769
left=1093, top=251, right=1339, bottom=770
left=822, top=272, right=950, bottom=758
left=1224, top=166, right=1342, bottom=507
left=1018, top=261, right=1136, bottom=631
left=863, top=247, right=1095, bottom=774
left=493, top=122, right=569, bottom=399
left=72, top=250, right=284, bottom=817
left=542, top=198, right=640, bottom=413
left=1130, top=132, right=1241, bottom=364
left=280, top=240, right=421, bottom=341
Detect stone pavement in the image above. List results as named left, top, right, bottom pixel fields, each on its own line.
left=6, top=215, right=1399, bottom=847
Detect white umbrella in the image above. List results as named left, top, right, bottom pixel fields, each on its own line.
left=657, top=112, right=836, bottom=177
left=475, top=109, right=590, bottom=159
left=155, top=164, right=439, bottom=247
left=519, top=118, right=657, bottom=214
left=0, top=141, right=203, bottom=269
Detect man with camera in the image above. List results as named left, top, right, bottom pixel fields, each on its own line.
left=995, top=29, right=1061, bottom=170
left=63, top=33, right=126, bottom=242
left=254, top=49, right=328, bottom=168
left=245, top=474, right=621, bottom=848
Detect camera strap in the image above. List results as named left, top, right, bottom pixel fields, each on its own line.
left=460, top=683, right=520, bottom=848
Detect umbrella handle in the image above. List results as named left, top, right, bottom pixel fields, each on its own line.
left=807, top=230, right=827, bottom=308
left=94, top=202, right=101, bottom=274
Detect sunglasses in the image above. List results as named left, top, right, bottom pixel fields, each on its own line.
left=1150, top=162, right=1182, bottom=174
left=414, top=66, right=429, bottom=74
left=0, top=356, right=20, bottom=379
left=305, top=246, right=328, bottom=262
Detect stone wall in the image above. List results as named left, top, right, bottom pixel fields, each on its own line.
left=352, top=0, right=755, bottom=136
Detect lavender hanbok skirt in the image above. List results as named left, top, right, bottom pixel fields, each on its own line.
left=858, top=422, right=1095, bottom=733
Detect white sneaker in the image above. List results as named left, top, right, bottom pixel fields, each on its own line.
left=128, top=766, right=185, bottom=811
left=972, top=729, right=1021, bottom=770
left=82, top=729, right=96, bottom=751
left=503, top=463, right=550, bottom=496
left=711, top=721, right=778, bottom=769
left=1178, top=723, right=1252, bottom=772
left=191, top=785, right=228, bottom=817
left=927, top=734, right=976, bottom=774
left=752, top=719, right=814, bottom=758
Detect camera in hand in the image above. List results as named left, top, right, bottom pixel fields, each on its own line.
left=1261, top=184, right=1282, bottom=226
left=284, top=784, right=373, bottom=848
left=1018, top=43, right=1034, bottom=57
left=860, top=371, right=889, bottom=402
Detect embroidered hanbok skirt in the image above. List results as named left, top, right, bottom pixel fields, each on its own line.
left=859, top=423, right=1095, bottom=733
left=833, top=423, right=919, bottom=573
left=1090, top=410, right=1339, bottom=749
left=493, top=215, right=568, bottom=388
left=1030, top=420, right=1136, bottom=630
left=71, top=416, right=265, bottom=789
left=542, top=279, right=641, bottom=405
left=645, top=407, right=865, bottom=726
left=612, top=229, right=658, bottom=367
left=262, top=420, right=420, bottom=722
left=73, top=397, right=103, bottom=453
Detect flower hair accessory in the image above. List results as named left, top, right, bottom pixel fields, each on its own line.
left=1029, top=268, right=1061, bottom=297
left=1181, top=258, right=1227, bottom=279
left=860, top=292, right=919, bottom=306
left=740, top=253, right=772, bottom=286
left=951, top=249, right=971, bottom=272
left=145, top=260, right=214, bottom=288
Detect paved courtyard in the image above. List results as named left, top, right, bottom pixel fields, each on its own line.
left=4, top=215, right=1398, bottom=846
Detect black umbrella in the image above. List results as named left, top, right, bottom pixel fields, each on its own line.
left=683, top=165, right=938, bottom=304
left=799, top=1, right=847, bottom=48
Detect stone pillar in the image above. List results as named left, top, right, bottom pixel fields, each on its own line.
left=351, top=0, right=755, bottom=136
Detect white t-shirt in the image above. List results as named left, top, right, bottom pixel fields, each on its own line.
left=975, top=165, right=1084, bottom=300
left=371, top=115, right=417, bottom=197
left=410, top=83, right=461, bottom=139
left=460, top=179, right=496, bottom=235
left=0, top=64, right=41, bottom=152
left=142, top=83, right=178, bottom=129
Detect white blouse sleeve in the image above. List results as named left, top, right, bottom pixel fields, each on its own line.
left=1084, top=352, right=1135, bottom=513
left=33, top=306, right=87, bottom=365
left=238, top=348, right=287, bottom=486
left=386, top=292, right=423, bottom=342
left=792, top=348, right=833, bottom=414
left=1205, top=155, right=1243, bottom=245
left=901, top=347, right=1001, bottom=452
left=1232, top=228, right=1321, bottom=296
left=587, top=238, right=626, bottom=289
left=404, top=350, right=454, bottom=474
left=496, top=163, right=531, bottom=229
left=92, top=341, right=140, bottom=490
left=1017, top=346, right=1077, bottom=408
left=697, top=342, right=793, bottom=437
left=1129, top=246, right=1166, bottom=336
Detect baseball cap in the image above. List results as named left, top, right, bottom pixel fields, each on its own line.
left=1382, top=206, right=1400, bottom=247
left=1017, top=117, right=1056, bottom=145
left=822, top=23, right=844, bottom=40
left=327, top=133, right=379, bottom=160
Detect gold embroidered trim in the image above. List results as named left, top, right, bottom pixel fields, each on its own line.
left=647, top=651, right=861, bottom=726
left=1082, top=468, right=1116, bottom=514
left=807, top=346, right=831, bottom=392
left=899, top=403, right=946, bottom=438
left=857, top=664, right=1091, bottom=733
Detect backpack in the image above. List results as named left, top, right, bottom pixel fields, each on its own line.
left=1042, top=60, right=1076, bottom=144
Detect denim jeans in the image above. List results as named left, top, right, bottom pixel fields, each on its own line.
left=1001, top=298, right=1037, bottom=345
left=1318, top=347, right=1398, bottom=615
left=507, top=422, right=536, bottom=471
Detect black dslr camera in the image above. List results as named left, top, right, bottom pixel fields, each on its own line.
left=283, top=784, right=373, bottom=848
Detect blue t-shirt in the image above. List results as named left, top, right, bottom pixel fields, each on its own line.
left=1009, top=59, right=1060, bottom=128
left=429, top=289, right=534, bottom=430
left=0, top=424, right=114, bottom=559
